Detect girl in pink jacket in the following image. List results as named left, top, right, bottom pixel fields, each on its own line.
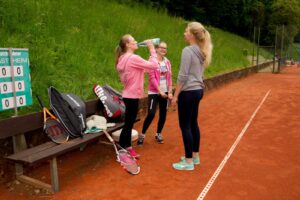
left=137, top=41, right=173, bottom=145
left=116, top=34, right=159, bottom=158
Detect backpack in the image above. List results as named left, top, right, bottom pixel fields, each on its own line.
left=48, top=86, right=86, bottom=138
left=93, top=84, right=125, bottom=121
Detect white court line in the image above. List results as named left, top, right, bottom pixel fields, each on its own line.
left=197, top=89, right=271, bottom=200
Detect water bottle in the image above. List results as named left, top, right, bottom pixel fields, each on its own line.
left=137, top=38, right=160, bottom=47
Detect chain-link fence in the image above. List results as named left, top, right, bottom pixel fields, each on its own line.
left=252, top=25, right=297, bottom=73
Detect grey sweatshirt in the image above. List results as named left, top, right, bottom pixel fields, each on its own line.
left=177, top=45, right=205, bottom=91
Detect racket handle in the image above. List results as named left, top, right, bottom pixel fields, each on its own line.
left=103, top=130, right=114, bottom=143
left=36, top=95, right=45, bottom=108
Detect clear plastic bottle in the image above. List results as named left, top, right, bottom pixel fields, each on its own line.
left=137, top=38, right=160, bottom=47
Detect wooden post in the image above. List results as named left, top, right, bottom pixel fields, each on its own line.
left=50, top=157, right=59, bottom=192
left=12, top=134, right=27, bottom=176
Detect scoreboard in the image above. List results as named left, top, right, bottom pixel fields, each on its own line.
left=0, top=48, right=32, bottom=111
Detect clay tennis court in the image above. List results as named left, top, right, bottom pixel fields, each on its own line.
left=1, top=65, right=300, bottom=199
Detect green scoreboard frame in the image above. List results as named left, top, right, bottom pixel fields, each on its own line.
left=0, top=48, right=32, bottom=112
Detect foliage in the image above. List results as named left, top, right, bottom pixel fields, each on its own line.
left=287, top=43, right=300, bottom=60
left=269, top=0, right=300, bottom=52
left=138, top=0, right=300, bottom=47
left=0, top=0, right=269, bottom=118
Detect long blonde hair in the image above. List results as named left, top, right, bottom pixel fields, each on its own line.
left=187, top=22, right=213, bottom=67
left=115, top=34, right=131, bottom=66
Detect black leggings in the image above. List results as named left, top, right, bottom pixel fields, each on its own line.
left=119, top=98, right=139, bottom=148
left=142, top=93, right=168, bottom=134
left=178, top=89, right=203, bottom=158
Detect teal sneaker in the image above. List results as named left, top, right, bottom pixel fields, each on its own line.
left=180, top=156, right=200, bottom=165
left=172, top=160, right=194, bottom=171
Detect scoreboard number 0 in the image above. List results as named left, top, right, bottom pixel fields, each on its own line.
left=1, top=68, right=6, bottom=76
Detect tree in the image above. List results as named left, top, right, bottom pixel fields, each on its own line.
left=251, top=0, right=265, bottom=27
left=269, top=0, right=300, bottom=50
left=136, top=0, right=300, bottom=47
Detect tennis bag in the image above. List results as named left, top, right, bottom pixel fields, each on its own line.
left=48, top=86, right=86, bottom=138
left=93, top=84, right=125, bottom=121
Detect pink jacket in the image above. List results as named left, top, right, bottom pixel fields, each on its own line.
left=117, top=49, right=159, bottom=98
left=148, top=57, right=172, bottom=93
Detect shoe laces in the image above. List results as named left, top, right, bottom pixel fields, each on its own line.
left=127, top=147, right=138, bottom=157
left=156, top=134, right=163, bottom=141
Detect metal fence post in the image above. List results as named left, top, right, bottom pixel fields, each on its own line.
left=256, top=27, right=260, bottom=72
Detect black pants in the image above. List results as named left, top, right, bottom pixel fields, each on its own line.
left=119, top=98, right=139, bottom=148
left=142, top=93, right=168, bottom=134
left=178, top=89, right=203, bottom=158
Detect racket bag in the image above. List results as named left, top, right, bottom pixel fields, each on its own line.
left=93, top=84, right=125, bottom=121
left=48, top=86, right=86, bottom=138
left=62, top=93, right=86, bottom=129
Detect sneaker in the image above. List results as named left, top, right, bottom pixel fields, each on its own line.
left=180, top=156, right=200, bottom=165
left=126, top=147, right=140, bottom=158
left=137, top=134, right=145, bottom=146
left=118, top=150, right=135, bottom=164
left=155, top=134, right=164, bottom=144
left=172, top=160, right=194, bottom=171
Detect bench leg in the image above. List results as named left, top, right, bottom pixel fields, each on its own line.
left=15, top=158, right=59, bottom=193
left=50, top=157, right=59, bottom=192
left=79, top=142, right=87, bottom=151
left=15, top=163, right=24, bottom=176
left=12, top=135, right=27, bottom=176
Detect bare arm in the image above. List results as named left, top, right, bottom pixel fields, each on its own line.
left=171, top=83, right=183, bottom=106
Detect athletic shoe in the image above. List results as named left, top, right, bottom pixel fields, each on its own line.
left=126, top=147, right=140, bottom=158
left=172, top=160, right=194, bottom=171
left=137, top=134, right=145, bottom=146
left=180, top=156, right=200, bottom=165
left=155, top=134, right=164, bottom=144
left=118, top=150, right=135, bottom=164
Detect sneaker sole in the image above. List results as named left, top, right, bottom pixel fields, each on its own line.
left=172, top=165, right=194, bottom=171
left=155, top=137, right=164, bottom=144
left=132, top=155, right=140, bottom=159
left=137, top=137, right=145, bottom=146
left=137, top=142, right=144, bottom=146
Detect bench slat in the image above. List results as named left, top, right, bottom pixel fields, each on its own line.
left=6, top=122, right=125, bottom=164
left=8, top=141, right=57, bottom=159
left=0, top=112, right=43, bottom=139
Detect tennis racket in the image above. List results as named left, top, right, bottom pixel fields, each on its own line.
left=102, top=130, right=140, bottom=175
left=36, top=95, right=69, bottom=144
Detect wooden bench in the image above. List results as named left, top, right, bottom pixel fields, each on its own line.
left=0, top=99, right=132, bottom=193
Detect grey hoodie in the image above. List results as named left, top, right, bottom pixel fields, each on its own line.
left=177, top=45, right=205, bottom=91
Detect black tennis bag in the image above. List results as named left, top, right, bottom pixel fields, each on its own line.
left=93, top=84, right=125, bottom=121
left=48, top=86, right=86, bottom=138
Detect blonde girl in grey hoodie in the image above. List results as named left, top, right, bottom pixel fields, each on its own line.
left=171, top=22, right=213, bottom=171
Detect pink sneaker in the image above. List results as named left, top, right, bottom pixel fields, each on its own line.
left=118, top=151, right=135, bottom=164
left=126, top=147, right=140, bottom=158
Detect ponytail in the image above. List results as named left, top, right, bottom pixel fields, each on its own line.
left=115, top=34, right=131, bottom=67
left=188, top=22, right=213, bottom=68
left=201, top=30, right=212, bottom=67
left=115, top=45, right=122, bottom=66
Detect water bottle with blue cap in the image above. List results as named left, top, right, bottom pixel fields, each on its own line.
left=138, top=38, right=160, bottom=47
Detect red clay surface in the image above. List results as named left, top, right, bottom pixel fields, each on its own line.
left=1, top=65, right=300, bottom=200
